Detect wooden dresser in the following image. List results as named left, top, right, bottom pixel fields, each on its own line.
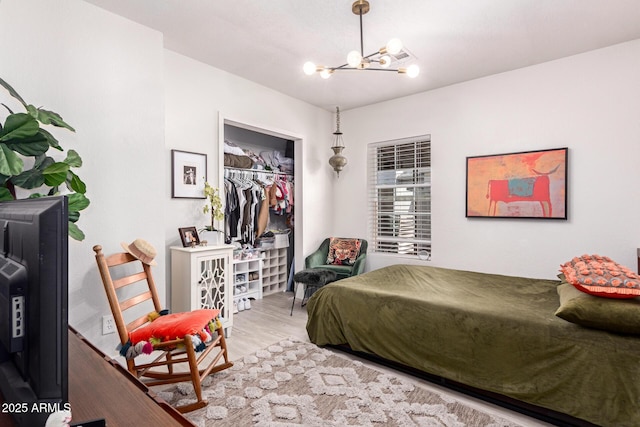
left=68, top=328, right=193, bottom=426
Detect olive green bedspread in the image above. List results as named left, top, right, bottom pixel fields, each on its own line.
left=306, top=264, right=640, bottom=427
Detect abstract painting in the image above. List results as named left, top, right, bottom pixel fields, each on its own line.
left=466, top=148, right=567, bottom=219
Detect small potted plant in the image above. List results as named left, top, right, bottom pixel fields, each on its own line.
left=200, top=181, right=224, bottom=244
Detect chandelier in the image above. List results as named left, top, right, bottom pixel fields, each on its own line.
left=328, top=107, right=347, bottom=177
left=303, top=0, right=419, bottom=79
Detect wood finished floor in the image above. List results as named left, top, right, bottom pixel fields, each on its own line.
left=225, top=291, right=310, bottom=359
left=226, top=291, right=552, bottom=427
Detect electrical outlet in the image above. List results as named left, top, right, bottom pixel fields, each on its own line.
left=102, top=314, right=116, bottom=335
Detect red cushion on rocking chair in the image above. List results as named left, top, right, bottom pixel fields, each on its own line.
left=129, top=308, right=220, bottom=345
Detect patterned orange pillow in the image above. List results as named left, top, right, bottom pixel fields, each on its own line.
left=559, top=254, right=640, bottom=299
left=326, top=237, right=362, bottom=266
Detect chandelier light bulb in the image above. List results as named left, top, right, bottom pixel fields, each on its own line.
left=379, top=55, right=391, bottom=68
left=406, top=64, right=420, bottom=78
left=347, top=50, right=362, bottom=68
left=320, top=68, right=333, bottom=79
left=385, top=38, right=403, bottom=55
left=303, top=61, right=317, bottom=75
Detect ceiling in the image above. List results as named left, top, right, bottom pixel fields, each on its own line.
left=84, top=0, right=640, bottom=111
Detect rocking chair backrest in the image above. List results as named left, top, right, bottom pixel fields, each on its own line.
left=93, top=245, right=163, bottom=347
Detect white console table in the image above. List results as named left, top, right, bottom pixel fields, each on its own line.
left=170, top=245, right=234, bottom=336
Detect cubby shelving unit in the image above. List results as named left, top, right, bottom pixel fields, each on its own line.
left=232, top=257, right=263, bottom=301
left=261, top=247, right=288, bottom=296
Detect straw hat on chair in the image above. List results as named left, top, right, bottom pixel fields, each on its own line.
left=120, top=238, right=157, bottom=266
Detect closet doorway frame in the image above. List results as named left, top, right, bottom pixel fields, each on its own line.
left=218, top=112, right=304, bottom=278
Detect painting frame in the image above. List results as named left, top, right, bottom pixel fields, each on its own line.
left=466, top=147, right=568, bottom=220
left=178, top=226, right=200, bottom=247
left=171, top=149, right=207, bottom=199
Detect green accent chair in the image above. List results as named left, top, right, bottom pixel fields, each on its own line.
left=305, top=238, right=368, bottom=281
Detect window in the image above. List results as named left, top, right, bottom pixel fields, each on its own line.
left=368, top=136, right=431, bottom=257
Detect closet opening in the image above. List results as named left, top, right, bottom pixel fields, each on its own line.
left=220, top=119, right=300, bottom=311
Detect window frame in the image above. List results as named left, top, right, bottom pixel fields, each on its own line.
left=367, top=135, right=432, bottom=259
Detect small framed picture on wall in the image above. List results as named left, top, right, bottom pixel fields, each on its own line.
left=171, top=149, right=207, bottom=198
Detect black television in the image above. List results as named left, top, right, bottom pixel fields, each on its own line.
left=0, top=196, right=69, bottom=426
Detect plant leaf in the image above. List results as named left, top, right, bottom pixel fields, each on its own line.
left=66, top=170, right=86, bottom=194
left=68, top=210, right=79, bottom=223
left=0, top=77, right=27, bottom=108
left=64, top=149, right=82, bottom=168
left=68, top=220, right=85, bottom=241
left=67, top=192, right=90, bottom=213
left=0, top=113, right=39, bottom=142
left=37, top=108, right=75, bottom=132
left=42, top=162, right=69, bottom=186
left=1, top=103, right=14, bottom=115
left=26, top=104, right=38, bottom=118
left=4, top=132, right=49, bottom=156
left=0, top=187, right=14, bottom=201
left=0, top=144, right=24, bottom=176
left=35, top=155, right=55, bottom=170
left=37, top=128, right=62, bottom=151
left=11, top=168, right=44, bottom=189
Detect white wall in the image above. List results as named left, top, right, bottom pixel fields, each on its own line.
left=0, top=0, right=334, bottom=357
left=337, top=39, right=640, bottom=279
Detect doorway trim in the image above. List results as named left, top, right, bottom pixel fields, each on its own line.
left=217, top=111, right=304, bottom=276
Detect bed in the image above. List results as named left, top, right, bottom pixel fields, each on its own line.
left=306, top=263, right=640, bottom=427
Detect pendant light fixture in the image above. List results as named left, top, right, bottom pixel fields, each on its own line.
left=329, top=107, right=347, bottom=177
left=303, top=0, right=419, bottom=79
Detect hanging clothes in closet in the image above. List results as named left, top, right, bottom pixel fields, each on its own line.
left=224, top=168, right=294, bottom=245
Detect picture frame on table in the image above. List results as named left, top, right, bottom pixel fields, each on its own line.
left=171, top=149, right=207, bottom=199
left=178, top=226, right=200, bottom=247
left=466, top=147, right=568, bottom=219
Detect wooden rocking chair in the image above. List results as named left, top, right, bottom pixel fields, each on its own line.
left=93, top=244, right=233, bottom=413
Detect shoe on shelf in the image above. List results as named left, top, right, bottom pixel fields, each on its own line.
left=240, top=285, right=247, bottom=293
left=243, top=297, right=251, bottom=310
left=232, top=300, right=239, bottom=314
left=237, top=298, right=245, bottom=312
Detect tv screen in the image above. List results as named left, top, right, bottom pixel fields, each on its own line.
left=0, top=196, right=69, bottom=426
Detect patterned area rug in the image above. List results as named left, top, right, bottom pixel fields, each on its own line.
left=158, top=339, right=525, bottom=426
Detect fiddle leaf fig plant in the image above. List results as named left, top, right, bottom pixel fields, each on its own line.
left=0, top=77, right=90, bottom=241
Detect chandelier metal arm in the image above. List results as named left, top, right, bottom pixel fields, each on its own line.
left=356, top=68, right=399, bottom=72
left=329, top=51, right=388, bottom=70
left=328, top=66, right=400, bottom=73
left=332, top=62, right=351, bottom=71
left=363, top=51, right=379, bottom=61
